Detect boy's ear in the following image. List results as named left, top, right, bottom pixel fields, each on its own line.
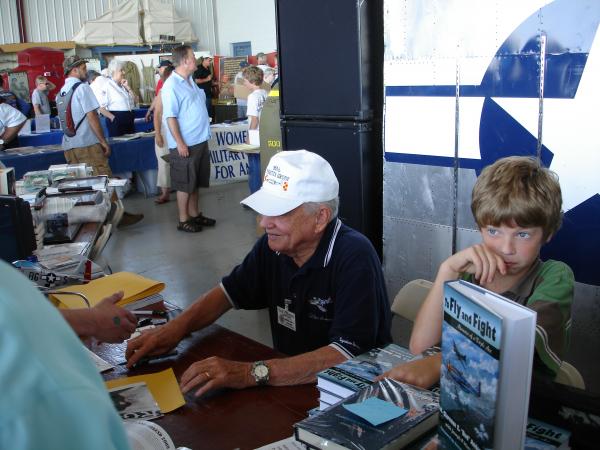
left=545, top=233, right=553, bottom=243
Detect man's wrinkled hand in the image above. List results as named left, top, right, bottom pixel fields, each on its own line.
left=126, top=323, right=182, bottom=368
left=91, top=292, right=137, bottom=343
left=179, top=356, right=253, bottom=398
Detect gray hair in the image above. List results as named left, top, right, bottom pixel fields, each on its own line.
left=263, top=67, right=276, bottom=80
left=303, top=197, right=339, bottom=222
left=107, top=59, right=125, bottom=76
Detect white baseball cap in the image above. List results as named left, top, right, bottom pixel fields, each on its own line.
left=241, top=150, right=339, bottom=216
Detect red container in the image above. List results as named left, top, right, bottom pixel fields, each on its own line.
left=12, top=47, right=65, bottom=101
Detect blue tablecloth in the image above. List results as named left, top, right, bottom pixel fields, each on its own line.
left=1, top=136, right=157, bottom=179
left=134, top=108, right=149, bottom=119
left=19, top=119, right=153, bottom=148
left=18, top=131, right=64, bottom=147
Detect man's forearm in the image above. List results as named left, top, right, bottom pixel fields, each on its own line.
left=1, top=123, right=25, bottom=144
left=170, top=285, right=232, bottom=336
left=61, top=309, right=94, bottom=338
left=87, top=111, right=108, bottom=145
left=166, top=117, right=185, bottom=147
left=265, top=345, right=347, bottom=386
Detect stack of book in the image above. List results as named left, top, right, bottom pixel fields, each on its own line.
left=316, top=343, right=420, bottom=410
left=295, top=378, right=439, bottom=449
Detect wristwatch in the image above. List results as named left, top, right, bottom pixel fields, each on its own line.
left=250, top=360, right=270, bottom=386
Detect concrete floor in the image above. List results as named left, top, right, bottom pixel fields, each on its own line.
left=103, top=181, right=273, bottom=347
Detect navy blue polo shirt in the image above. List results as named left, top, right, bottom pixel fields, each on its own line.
left=221, top=218, right=392, bottom=357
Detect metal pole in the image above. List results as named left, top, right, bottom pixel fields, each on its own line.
left=452, top=59, right=460, bottom=254
left=537, top=33, right=546, bottom=162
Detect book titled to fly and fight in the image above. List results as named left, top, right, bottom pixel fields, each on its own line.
left=439, top=280, right=537, bottom=450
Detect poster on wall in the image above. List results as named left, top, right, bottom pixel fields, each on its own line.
left=8, top=72, right=30, bottom=102
left=217, top=56, right=248, bottom=102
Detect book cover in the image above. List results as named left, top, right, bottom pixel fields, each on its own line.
left=439, top=282, right=502, bottom=450
left=525, top=418, right=570, bottom=450
left=108, top=382, right=162, bottom=421
left=440, top=280, right=536, bottom=450
left=317, top=344, right=417, bottom=399
left=296, top=378, right=439, bottom=450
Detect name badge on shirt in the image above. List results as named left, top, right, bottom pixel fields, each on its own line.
left=277, top=298, right=296, bottom=331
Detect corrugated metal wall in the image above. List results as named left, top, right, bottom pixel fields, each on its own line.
left=0, top=0, right=21, bottom=44
left=0, top=0, right=216, bottom=53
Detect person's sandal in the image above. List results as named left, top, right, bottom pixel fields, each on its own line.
left=177, top=219, right=202, bottom=233
left=192, top=214, right=216, bottom=227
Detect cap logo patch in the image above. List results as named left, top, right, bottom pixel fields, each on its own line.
left=264, top=164, right=291, bottom=191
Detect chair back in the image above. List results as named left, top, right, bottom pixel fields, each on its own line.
left=556, top=361, right=585, bottom=389
left=391, top=279, right=433, bottom=322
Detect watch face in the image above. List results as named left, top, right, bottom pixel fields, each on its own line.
left=252, top=361, right=269, bottom=384
left=255, top=365, right=269, bottom=378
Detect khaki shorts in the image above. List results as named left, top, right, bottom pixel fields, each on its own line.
left=169, top=141, right=210, bottom=193
left=64, top=143, right=112, bottom=177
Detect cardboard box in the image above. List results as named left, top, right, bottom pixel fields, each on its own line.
left=233, top=81, right=271, bottom=101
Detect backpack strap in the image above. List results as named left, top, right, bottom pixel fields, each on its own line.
left=68, top=82, right=86, bottom=134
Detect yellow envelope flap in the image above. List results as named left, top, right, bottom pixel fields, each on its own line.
left=105, top=368, right=185, bottom=413
left=50, top=272, right=165, bottom=309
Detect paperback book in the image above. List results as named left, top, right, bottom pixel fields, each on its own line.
left=317, top=343, right=418, bottom=404
left=296, top=378, right=439, bottom=450
left=439, top=280, right=536, bottom=450
left=525, top=418, right=571, bottom=450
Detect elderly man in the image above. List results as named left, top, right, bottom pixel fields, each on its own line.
left=126, top=150, right=391, bottom=397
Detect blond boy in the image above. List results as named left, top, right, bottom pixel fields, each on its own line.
left=381, top=156, right=574, bottom=388
left=242, top=66, right=267, bottom=133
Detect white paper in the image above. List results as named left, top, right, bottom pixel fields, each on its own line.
left=248, top=129, right=260, bottom=146
left=35, top=114, right=51, bottom=133
left=85, top=347, right=114, bottom=373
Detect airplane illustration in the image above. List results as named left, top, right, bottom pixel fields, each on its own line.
left=446, top=361, right=481, bottom=397
left=453, top=340, right=468, bottom=367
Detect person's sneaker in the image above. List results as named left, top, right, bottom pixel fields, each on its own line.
left=118, top=211, right=144, bottom=228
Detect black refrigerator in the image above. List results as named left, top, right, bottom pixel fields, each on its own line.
left=275, top=0, right=383, bottom=255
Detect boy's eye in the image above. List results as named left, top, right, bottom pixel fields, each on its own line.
left=517, top=231, right=531, bottom=238
left=487, top=228, right=499, bottom=236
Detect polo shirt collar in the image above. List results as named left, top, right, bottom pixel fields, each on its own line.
left=302, top=218, right=343, bottom=269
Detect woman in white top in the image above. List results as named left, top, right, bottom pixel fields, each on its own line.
left=101, top=59, right=136, bottom=137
